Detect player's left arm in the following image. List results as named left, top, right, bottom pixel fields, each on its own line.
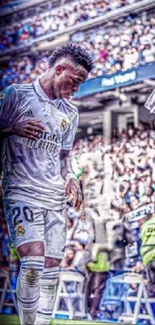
left=60, top=149, right=82, bottom=210
left=60, top=106, right=82, bottom=210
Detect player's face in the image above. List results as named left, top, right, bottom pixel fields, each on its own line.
left=53, top=63, right=88, bottom=100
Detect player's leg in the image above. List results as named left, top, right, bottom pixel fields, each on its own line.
left=3, top=199, right=45, bottom=325
left=35, top=257, right=61, bottom=325
left=16, top=242, right=44, bottom=325
left=35, top=208, right=66, bottom=325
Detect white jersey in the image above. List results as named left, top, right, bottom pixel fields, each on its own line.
left=0, top=80, right=79, bottom=210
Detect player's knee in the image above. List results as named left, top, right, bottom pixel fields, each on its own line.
left=45, top=257, right=62, bottom=268
left=17, top=241, right=44, bottom=258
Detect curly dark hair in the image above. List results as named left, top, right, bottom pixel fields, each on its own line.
left=49, top=42, right=93, bottom=72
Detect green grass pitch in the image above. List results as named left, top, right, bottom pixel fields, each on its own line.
left=0, top=315, right=120, bottom=325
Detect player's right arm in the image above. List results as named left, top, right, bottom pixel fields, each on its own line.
left=0, top=85, right=44, bottom=140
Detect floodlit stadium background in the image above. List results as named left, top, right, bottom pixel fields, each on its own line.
left=0, top=0, right=155, bottom=324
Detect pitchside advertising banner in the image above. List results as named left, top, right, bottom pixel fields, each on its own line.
left=74, top=62, right=155, bottom=98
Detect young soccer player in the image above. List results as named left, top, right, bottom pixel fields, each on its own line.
left=0, top=43, right=93, bottom=325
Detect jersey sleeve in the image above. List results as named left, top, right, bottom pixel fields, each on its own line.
left=145, top=89, right=155, bottom=114
left=0, top=85, right=19, bottom=130
left=62, top=113, right=79, bottom=151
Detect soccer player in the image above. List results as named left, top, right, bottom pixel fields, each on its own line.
left=0, top=43, right=93, bottom=325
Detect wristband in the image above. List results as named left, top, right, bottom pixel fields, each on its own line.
left=65, top=173, right=78, bottom=182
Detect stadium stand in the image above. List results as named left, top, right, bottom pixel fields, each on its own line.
left=0, top=0, right=142, bottom=52
left=1, top=9, right=155, bottom=89
left=72, top=12, right=155, bottom=77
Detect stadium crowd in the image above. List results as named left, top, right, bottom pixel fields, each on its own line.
left=78, top=14, right=155, bottom=77
left=1, top=11, right=155, bottom=90
left=110, top=122, right=155, bottom=214
left=0, top=0, right=141, bottom=52
left=62, top=121, right=155, bottom=319
left=62, top=120, right=155, bottom=295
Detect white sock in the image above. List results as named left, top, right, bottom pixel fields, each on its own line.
left=16, top=256, right=44, bottom=325
left=35, top=267, right=59, bottom=325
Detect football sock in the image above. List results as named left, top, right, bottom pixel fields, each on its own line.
left=16, top=256, right=44, bottom=325
left=35, top=267, right=59, bottom=325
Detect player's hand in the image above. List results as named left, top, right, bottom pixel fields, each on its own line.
left=66, top=178, right=83, bottom=211
left=12, top=120, right=45, bottom=139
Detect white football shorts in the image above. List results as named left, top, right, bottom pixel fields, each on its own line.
left=3, top=199, right=67, bottom=259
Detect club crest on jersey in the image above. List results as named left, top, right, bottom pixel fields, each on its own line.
left=16, top=225, right=25, bottom=236
left=0, top=92, right=5, bottom=99
left=61, top=119, right=67, bottom=132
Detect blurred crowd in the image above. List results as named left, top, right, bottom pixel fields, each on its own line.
left=0, top=54, right=48, bottom=90
left=1, top=9, right=155, bottom=90
left=70, top=121, right=155, bottom=216
left=110, top=122, right=155, bottom=214
left=63, top=122, right=155, bottom=319
left=0, top=0, right=141, bottom=52
left=73, top=13, right=155, bottom=77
